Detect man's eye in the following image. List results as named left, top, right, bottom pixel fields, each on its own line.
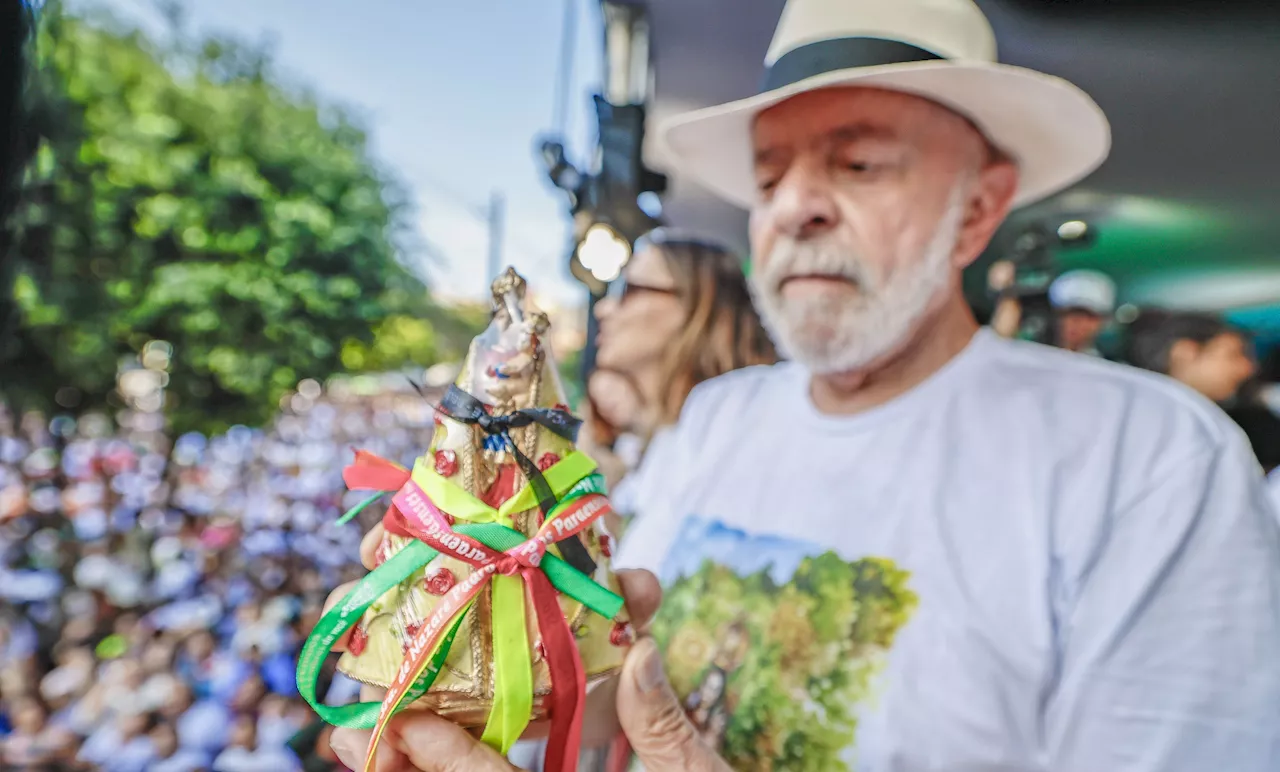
left=757, top=179, right=778, bottom=193
left=846, top=161, right=872, bottom=172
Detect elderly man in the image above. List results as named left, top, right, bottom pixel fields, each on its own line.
left=331, top=0, right=1280, bottom=769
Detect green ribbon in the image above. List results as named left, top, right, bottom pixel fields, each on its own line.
left=297, top=519, right=624, bottom=730
left=335, top=492, right=386, bottom=526
left=481, top=472, right=609, bottom=751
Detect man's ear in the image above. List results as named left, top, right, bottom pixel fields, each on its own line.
left=952, top=160, right=1018, bottom=270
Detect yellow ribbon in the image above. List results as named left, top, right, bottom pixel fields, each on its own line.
left=407, top=451, right=598, bottom=752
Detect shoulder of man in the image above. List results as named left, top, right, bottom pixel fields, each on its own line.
left=981, top=333, right=1245, bottom=454
left=614, top=362, right=794, bottom=510
left=979, top=335, right=1275, bottom=562
left=673, top=361, right=799, bottom=435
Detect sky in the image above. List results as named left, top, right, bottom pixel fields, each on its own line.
left=77, top=0, right=604, bottom=307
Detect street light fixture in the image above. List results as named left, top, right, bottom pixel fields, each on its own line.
left=576, top=222, right=631, bottom=282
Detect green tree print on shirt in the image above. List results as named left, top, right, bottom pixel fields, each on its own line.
left=652, top=552, right=918, bottom=771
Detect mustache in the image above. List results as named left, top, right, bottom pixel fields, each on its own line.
left=760, top=239, right=869, bottom=290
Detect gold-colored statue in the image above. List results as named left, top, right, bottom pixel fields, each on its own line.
left=335, top=267, right=628, bottom=729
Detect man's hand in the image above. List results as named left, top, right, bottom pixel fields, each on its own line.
left=324, top=564, right=728, bottom=771
left=331, top=633, right=729, bottom=772
left=612, top=636, right=732, bottom=771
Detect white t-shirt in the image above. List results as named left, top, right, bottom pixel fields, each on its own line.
left=1267, top=467, right=1280, bottom=514
left=616, top=329, right=1280, bottom=772
left=610, top=428, right=673, bottom=519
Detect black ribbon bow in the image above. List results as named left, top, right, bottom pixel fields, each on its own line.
left=438, top=384, right=597, bottom=577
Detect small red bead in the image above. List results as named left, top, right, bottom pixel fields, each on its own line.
left=423, top=567, right=456, bottom=596
left=552, top=403, right=570, bottom=414
left=434, top=449, right=458, bottom=477
left=537, top=453, right=560, bottom=472
left=598, top=534, right=613, bottom=558
left=609, top=622, right=634, bottom=647
left=348, top=625, right=369, bottom=656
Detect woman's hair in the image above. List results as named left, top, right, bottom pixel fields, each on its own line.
left=1124, top=309, right=1239, bottom=374
left=586, top=233, right=777, bottom=443
left=640, top=231, right=777, bottom=426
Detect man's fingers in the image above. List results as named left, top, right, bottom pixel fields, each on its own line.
left=617, top=637, right=730, bottom=772
left=617, top=569, right=662, bottom=632
left=386, top=712, right=515, bottom=772
left=330, top=725, right=411, bottom=772
left=360, top=523, right=386, bottom=570
left=320, top=581, right=361, bottom=652
left=329, top=727, right=372, bottom=771
left=331, top=713, right=515, bottom=772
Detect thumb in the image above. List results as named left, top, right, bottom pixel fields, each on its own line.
left=616, top=637, right=729, bottom=772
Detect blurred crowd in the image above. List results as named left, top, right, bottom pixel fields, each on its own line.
left=0, top=377, right=441, bottom=771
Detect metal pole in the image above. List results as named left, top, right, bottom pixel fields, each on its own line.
left=581, top=289, right=602, bottom=387
left=552, top=0, right=578, bottom=135
left=486, top=190, right=505, bottom=286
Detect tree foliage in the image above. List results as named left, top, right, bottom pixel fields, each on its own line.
left=652, top=552, right=918, bottom=771
left=1, top=5, right=477, bottom=432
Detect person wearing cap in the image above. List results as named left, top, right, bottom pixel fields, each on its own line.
left=328, top=0, right=1280, bottom=770
left=1050, top=269, right=1116, bottom=356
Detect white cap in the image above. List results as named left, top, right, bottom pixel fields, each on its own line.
left=1049, top=270, right=1116, bottom=316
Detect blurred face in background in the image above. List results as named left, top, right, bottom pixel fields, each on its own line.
left=151, top=724, right=178, bottom=759
left=748, top=88, right=1016, bottom=374
left=594, top=237, right=776, bottom=430
left=229, top=715, right=256, bottom=749
left=230, top=675, right=266, bottom=713
left=162, top=683, right=194, bottom=719
left=117, top=710, right=149, bottom=740
left=1057, top=309, right=1105, bottom=353
left=142, top=640, right=175, bottom=674
left=1169, top=332, right=1256, bottom=403
left=594, top=246, right=684, bottom=376
left=184, top=631, right=214, bottom=661
left=12, top=698, right=45, bottom=734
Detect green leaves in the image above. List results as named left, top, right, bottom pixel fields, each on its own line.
left=653, top=553, right=918, bottom=771
left=2, top=5, right=483, bottom=432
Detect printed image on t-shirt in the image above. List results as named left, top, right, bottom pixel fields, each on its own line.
left=650, top=517, right=918, bottom=771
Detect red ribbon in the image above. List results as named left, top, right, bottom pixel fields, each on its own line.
left=334, top=453, right=606, bottom=772
left=343, top=450, right=411, bottom=492
left=342, top=450, right=610, bottom=772
left=389, top=479, right=608, bottom=772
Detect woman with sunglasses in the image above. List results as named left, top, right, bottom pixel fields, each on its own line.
left=583, top=231, right=776, bottom=527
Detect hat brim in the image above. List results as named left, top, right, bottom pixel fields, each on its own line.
left=656, top=60, right=1111, bottom=210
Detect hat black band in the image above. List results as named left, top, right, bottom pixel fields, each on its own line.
left=761, top=37, right=944, bottom=92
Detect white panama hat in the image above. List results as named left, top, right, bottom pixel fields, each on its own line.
left=657, top=0, right=1111, bottom=210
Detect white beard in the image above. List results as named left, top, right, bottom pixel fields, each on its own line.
left=750, top=184, right=968, bottom=375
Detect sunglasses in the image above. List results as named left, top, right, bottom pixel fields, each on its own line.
left=606, top=276, right=678, bottom=304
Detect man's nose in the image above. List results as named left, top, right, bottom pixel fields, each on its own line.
left=768, top=165, right=840, bottom=240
